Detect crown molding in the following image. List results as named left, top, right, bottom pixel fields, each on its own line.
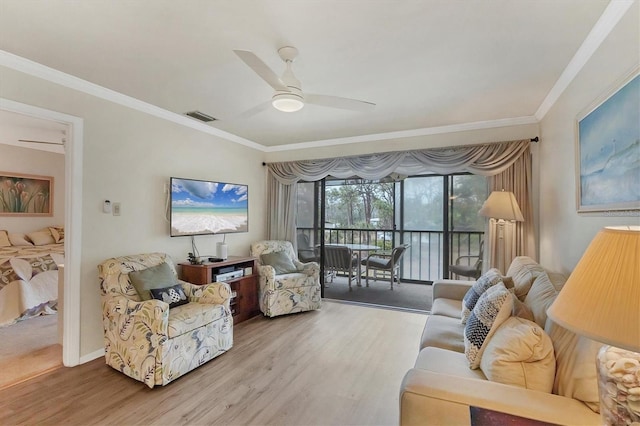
left=0, top=50, right=264, bottom=151
left=535, top=0, right=635, bottom=120
left=263, top=116, right=539, bottom=152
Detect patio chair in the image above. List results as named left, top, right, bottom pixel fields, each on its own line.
left=449, top=240, right=484, bottom=280
left=361, top=244, right=410, bottom=290
left=323, top=245, right=359, bottom=290
left=297, top=233, right=319, bottom=263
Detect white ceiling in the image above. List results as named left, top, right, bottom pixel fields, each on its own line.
left=0, top=0, right=618, bottom=148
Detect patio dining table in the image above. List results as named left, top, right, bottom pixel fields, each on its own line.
left=322, top=243, right=380, bottom=286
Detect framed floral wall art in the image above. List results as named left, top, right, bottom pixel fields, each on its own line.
left=0, top=172, right=53, bottom=216
left=576, top=67, right=640, bottom=213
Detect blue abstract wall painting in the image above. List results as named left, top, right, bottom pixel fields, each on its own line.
left=577, top=70, right=639, bottom=212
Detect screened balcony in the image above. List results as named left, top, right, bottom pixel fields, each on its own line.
left=297, top=227, right=483, bottom=284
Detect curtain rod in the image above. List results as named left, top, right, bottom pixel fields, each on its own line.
left=262, top=137, right=539, bottom=166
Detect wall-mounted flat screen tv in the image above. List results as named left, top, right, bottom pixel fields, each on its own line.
left=170, top=177, right=248, bottom=237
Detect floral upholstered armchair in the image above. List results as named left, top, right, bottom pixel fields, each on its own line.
left=250, top=240, right=321, bottom=318
left=98, top=252, right=233, bottom=388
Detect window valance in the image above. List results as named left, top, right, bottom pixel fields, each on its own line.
left=267, top=139, right=531, bottom=184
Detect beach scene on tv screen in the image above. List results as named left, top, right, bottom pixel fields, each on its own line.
left=171, top=178, right=248, bottom=236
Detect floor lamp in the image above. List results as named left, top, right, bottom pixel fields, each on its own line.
left=547, top=226, right=639, bottom=425
left=478, top=190, right=524, bottom=274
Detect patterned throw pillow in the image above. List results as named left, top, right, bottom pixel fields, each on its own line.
left=461, top=268, right=503, bottom=324
left=464, top=282, right=514, bottom=369
left=150, top=284, right=188, bottom=308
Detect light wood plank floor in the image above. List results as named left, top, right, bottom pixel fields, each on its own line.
left=0, top=314, right=62, bottom=390
left=0, top=301, right=426, bottom=426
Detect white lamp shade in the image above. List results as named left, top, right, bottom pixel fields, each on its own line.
left=478, top=191, right=524, bottom=221
left=547, top=226, right=640, bottom=352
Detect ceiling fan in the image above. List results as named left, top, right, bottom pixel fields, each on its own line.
left=233, top=46, right=376, bottom=116
left=18, top=139, right=64, bottom=145
left=18, top=129, right=66, bottom=146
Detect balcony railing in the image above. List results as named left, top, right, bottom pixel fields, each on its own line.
left=297, top=227, right=483, bottom=283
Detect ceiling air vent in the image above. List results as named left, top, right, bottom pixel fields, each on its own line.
left=185, top=111, right=217, bottom=122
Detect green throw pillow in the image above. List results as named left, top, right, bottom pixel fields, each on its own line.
left=261, top=251, right=298, bottom=274
left=129, top=262, right=177, bottom=300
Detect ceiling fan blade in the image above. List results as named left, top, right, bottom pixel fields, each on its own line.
left=306, top=94, right=376, bottom=112
left=233, top=50, right=290, bottom=92
left=232, top=101, right=273, bottom=120
left=19, top=139, right=64, bottom=145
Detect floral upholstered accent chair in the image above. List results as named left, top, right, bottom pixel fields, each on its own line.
left=98, top=252, right=233, bottom=388
left=250, top=240, right=321, bottom=318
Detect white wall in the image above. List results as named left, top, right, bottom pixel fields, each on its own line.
left=538, top=2, right=639, bottom=274
left=0, top=143, right=65, bottom=233
left=0, top=66, right=267, bottom=356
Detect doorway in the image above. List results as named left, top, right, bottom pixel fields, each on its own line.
left=0, top=98, right=83, bottom=370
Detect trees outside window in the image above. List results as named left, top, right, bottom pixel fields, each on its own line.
left=295, top=173, right=487, bottom=282
left=325, top=180, right=395, bottom=230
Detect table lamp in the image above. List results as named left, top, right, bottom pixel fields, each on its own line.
left=478, top=190, right=524, bottom=273
left=547, top=226, right=640, bottom=425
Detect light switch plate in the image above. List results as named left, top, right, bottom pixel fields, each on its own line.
left=113, top=202, right=121, bottom=216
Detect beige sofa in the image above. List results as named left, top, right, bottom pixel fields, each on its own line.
left=400, top=257, right=602, bottom=425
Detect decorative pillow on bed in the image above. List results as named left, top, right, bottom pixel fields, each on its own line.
left=0, top=230, right=10, bottom=247
left=8, top=233, right=33, bottom=246
left=261, top=251, right=298, bottom=274
left=149, top=284, right=188, bottom=308
left=49, top=226, right=64, bottom=243
left=27, top=230, right=56, bottom=246
left=464, top=282, right=514, bottom=369
left=129, top=262, right=178, bottom=300
left=461, top=268, right=503, bottom=324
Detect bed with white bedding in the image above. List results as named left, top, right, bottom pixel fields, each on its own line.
left=0, top=243, right=64, bottom=327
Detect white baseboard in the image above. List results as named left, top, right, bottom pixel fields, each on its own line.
left=79, top=348, right=105, bottom=364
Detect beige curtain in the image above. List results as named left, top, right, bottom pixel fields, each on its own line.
left=266, top=173, right=298, bottom=245
left=268, top=140, right=530, bottom=184
left=266, top=139, right=535, bottom=261
left=485, top=145, right=535, bottom=273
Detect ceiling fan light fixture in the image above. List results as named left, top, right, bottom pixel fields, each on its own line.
left=272, top=93, right=304, bottom=112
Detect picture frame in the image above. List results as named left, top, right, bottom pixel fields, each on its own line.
left=575, top=66, right=640, bottom=213
left=0, top=172, right=54, bottom=216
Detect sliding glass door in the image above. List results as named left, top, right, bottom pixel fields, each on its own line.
left=394, top=174, right=486, bottom=282
left=295, top=173, right=487, bottom=295
left=448, top=174, right=487, bottom=278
